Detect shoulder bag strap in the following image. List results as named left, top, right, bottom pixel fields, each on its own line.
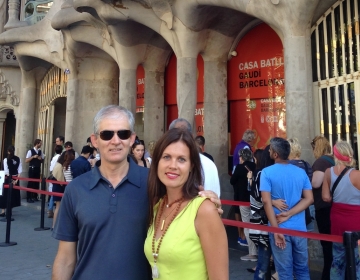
left=320, top=155, right=335, bottom=166
left=331, top=166, right=351, bottom=197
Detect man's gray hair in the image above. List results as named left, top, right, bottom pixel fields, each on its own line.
left=93, top=105, right=135, bottom=134
left=270, top=137, right=290, bottom=160
left=168, top=118, right=192, bottom=132
left=242, top=129, right=255, bottom=142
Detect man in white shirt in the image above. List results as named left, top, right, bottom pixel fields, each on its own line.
left=169, top=118, right=221, bottom=197
left=47, top=145, right=63, bottom=217
left=25, top=139, right=45, bottom=203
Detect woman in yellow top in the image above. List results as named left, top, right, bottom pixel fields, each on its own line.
left=144, top=128, right=228, bottom=279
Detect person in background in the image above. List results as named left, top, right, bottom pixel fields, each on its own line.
left=311, top=136, right=334, bottom=280
left=132, top=139, right=150, bottom=168
left=48, top=145, right=63, bottom=218
left=195, top=135, right=214, bottom=162
left=70, top=146, right=93, bottom=178
left=261, top=137, right=313, bottom=280
left=145, top=140, right=156, bottom=165
left=233, top=129, right=255, bottom=172
left=145, top=128, right=228, bottom=279
left=64, top=141, right=79, bottom=159
left=86, top=137, right=92, bottom=147
left=249, top=147, right=274, bottom=279
left=25, top=139, right=44, bottom=203
left=63, top=150, right=75, bottom=183
left=0, top=146, right=22, bottom=217
left=231, top=148, right=257, bottom=259
left=55, top=136, right=65, bottom=151
left=322, top=141, right=360, bottom=279
left=51, top=152, right=66, bottom=230
left=286, top=138, right=314, bottom=230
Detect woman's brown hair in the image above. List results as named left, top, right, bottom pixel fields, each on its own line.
left=63, top=150, right=75, bottom=170
left=147, top=128, right=203, bottom=227
left=312, top=136, right=331, bottom=159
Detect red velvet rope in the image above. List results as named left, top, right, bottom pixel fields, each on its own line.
left=12, top=176, right=68, bottom=185
left=0, top=180, right=346, bottom=242
left=221, top=219, right=342, bottom=243
left=221, top=199, right=250, bottom=207
left=3, top=184, right=64, bottom=197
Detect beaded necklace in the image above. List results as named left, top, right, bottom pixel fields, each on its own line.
left=166, top=195, right=183, bottom=208
left=151, top=196, right=184, bottom=278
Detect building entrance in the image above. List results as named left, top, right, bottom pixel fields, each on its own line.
left=38, top=66, right=67, bottom=175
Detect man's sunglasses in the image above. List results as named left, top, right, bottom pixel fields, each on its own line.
left=97, top=130, right=132, bottom=141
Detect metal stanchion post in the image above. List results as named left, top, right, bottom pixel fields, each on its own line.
left=0, top=182, right=17, bottom=246
left=343, top=231, right=358, bottom=280
left=34, top=178, right=50, bottom=231
left=0, top=179, right=14, bottom=223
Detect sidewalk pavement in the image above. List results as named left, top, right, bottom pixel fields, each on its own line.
left=0, top=201, right=322, bottom=280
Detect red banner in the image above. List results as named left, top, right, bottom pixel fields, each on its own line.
left=228, top=23, right=286, bottom=152
left=136, top=65, right=145, bottom=109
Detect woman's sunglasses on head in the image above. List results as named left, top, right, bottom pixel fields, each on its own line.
left=311, top=140, right=316, bottom=149
left=98, top=130, right=132, bottom=141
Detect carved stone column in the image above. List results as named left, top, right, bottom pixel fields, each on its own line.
left=119, top=68, right=137, bottom=116
left=0, top=0, right=6, bottom=33
left=4, top=0, right=28, bottom=30
left=176, top=57, right=197, bottom=128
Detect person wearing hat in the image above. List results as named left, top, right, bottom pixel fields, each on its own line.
left=70, top=145, right=93, bottom=179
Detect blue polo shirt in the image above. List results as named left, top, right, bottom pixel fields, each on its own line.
left=53, top=158, right=150, bottom=280
left=70, top=155, right=91, bottom=179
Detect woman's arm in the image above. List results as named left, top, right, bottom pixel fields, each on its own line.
left=322, top=169, right=332, bottom=202
left=350, top=170, right=360, bottom=191
left=195, top=199, right=228, bottom=280
left=312, top=171, right=325, bottom=189
left=3, top=158, right=9, bottom=176
left=272, top=199, right=288, bottom=211
left=18, top=158, right=22, bottom=175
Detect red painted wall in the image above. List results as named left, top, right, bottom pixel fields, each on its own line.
left=228, top=23, right=286, bottom=152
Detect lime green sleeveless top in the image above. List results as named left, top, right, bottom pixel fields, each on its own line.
left=144, top=197, right=208, bottom=280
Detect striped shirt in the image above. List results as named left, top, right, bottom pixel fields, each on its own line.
left=63, top=166, right=73, bottom=182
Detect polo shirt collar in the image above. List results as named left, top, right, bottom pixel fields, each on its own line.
left=88, top=157, right=141, bottom=190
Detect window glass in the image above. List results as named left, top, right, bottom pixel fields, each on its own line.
left=24, top=3, right=34, bottom=18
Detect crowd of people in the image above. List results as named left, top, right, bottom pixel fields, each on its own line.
left=231, top=131, right=360, bottom=280
left=0, top=104, right=359, bottom=279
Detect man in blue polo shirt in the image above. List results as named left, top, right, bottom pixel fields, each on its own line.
left=70, top=145, right=93, bottom=178
left=260, top=137, right=313, bottom=280
left=52, top=105, right=150, bottom=279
